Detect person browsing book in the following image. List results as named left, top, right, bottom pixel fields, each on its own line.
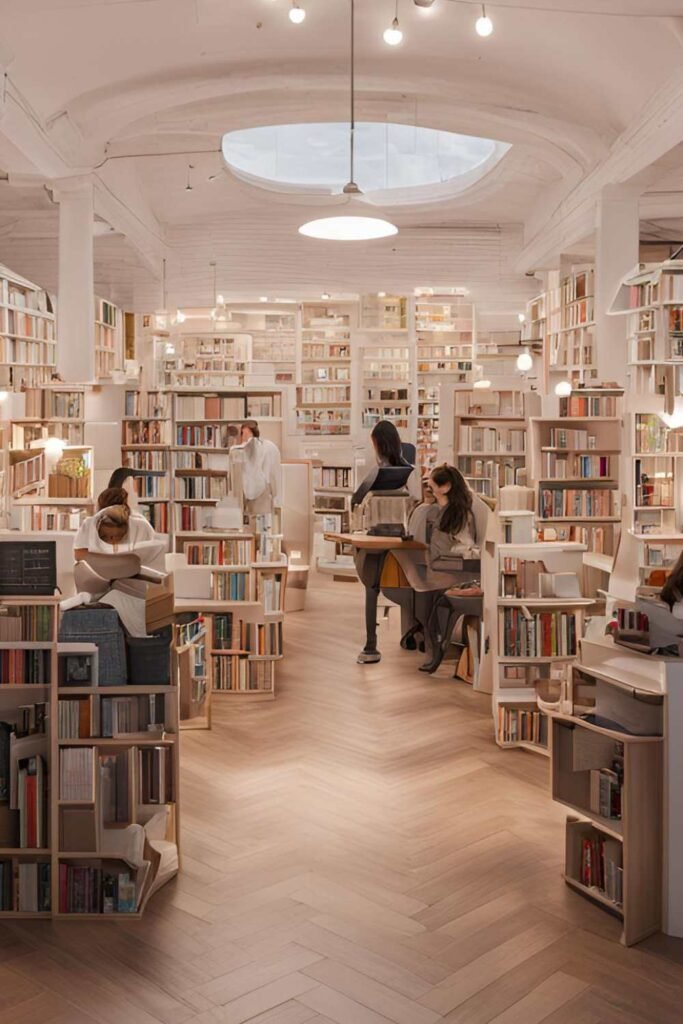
left=232, top=420, right=282, bottom=515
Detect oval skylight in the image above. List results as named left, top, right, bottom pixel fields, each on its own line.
left=221, top=123, right=510, bottom=203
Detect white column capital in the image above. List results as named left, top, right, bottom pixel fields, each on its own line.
left=51, top=174, right=95, bottom=203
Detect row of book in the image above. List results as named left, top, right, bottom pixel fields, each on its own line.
left=6, top=309, right=55, bottom=340
left=58, top=694, right=166, bottom=740
left=141, top=503, right=169, bottom=532
left=175, top=425, right=238, bottom=448
left=18, top=754, right=47, bottom=848
left=589, top=762, right=623, bottom=821
left=8, top=285, right=50, bottom=313
left=543, top=523, right=614, bottom=554
left=212, top=571, right=249, bottom=601
left=501, top=609, right=578, bottom=658
left=362, top=411, right=409, bottom=429
left=212, top=655, right=274, bottom=692
left=546, top=428, right=599, bottom=451
left=560, top=297, right=593, bottom=329
left=458, top=425, right=526, bottom=454
left=418, top=402, right=439, bottom=417
left=182, top=539, right=253, bottom=566
left=23, top=506, right=85, bottom=532
left=0, top=605, right=53, bottom=642
left=133, top=474, right=168, bottom=499
left=259, top=575, right=284, bottom=613
left=124, top=450, right=167, bottom=472
left=364, top=346, right=410, bottom=361
left=98, top=300, right=117, bottom=327
left=497, top=706, right=548, bottom=747
left=454, top=391, right=524, bottom=417
left=363, top=388, right=409, bottom=402
left=0, top=861, right=50, bottom=912
left=124, top=391, right=169, bottom=419
left=12, top=423, right=82, bottom=449
left=123, top=422, right=168, bottom=446
left=459, top=457, right=523, bottom=489
left=0, top=650, right=51, bottom=686
left=59, top=865, right=137, bottom=914
left=301, top=344, right=350, bottom=360
left=635, top=417, right=672, bottom=455
left=249, top=621, right=283, bottom=657
left=296, top=412, right=350, bottom=433
left=48, top=463, right=91, bottom=499
left=542, top=454, right=612, bottom=479
left=315, top=467, right=353, bottom=489
left=174, top=477, right=228, bottom=501
left=634, top=467, right=674, bottom=508
left=298, top=385, right=351, bottom=404
left=559, top=394, right=617, bottom=418
left=539, top=488, right=616, bottom=519
left=303, top=368, right=350, bottom=383
left=60, top=746, right=173, bottom=806
left=579, top=834, right=623, bottom=906
left=24, top=388, right=82, bottom=420
left=175, top=395, right=247, bottom=420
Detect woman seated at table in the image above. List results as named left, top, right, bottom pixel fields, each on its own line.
left=390, top=464, right=485, bottom=669
left=353, top=420, right=415, bottom=664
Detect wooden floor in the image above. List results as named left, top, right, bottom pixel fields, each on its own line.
left=3, top=578, right=683, bottom=1023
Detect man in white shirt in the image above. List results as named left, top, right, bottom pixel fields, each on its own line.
left=235, top=420, right=282, bottom=514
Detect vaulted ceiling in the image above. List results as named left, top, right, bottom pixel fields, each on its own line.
left=0, top=0, right=682, bottom=316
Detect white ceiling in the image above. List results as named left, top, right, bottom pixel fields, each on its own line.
left=0, top=0, right=682, bottom=314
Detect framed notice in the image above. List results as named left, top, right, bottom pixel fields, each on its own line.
left=0, top=540, right=56, bottom=596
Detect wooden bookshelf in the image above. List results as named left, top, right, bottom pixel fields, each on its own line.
left=415, top=291, right=475, bottom=470
left=550, top=655, right=663, bottom=945
left=122, top=389, right=171, bottom=534
left=359, top=294, right=408, bottom=332
left=0, top=266, right=56, bottom=390
left=359, top=340, right=412, bottom=432
left=530, top=390, right=623, bottom=555
left=491, top=537, right=590, bottom=757
left=454, top=384, right=537, bottom=499
left=94, top=297, right=121, bottom=380
left=298, top=303, right=353, bottom=436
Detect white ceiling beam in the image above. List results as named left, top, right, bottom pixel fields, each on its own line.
left=517, top=62, right=683, bottom=271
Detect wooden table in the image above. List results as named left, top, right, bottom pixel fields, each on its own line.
left=324, top=532, right=427, bottom=552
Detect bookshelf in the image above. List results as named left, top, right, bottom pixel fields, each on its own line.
left=170, top=387, right=282, bottom=532
left=546, top=266, right=597, bottom=386
left=232, top=306, right=297, bottom=384
left=359, top=294, right=408, bottom=331
left=298, top=303, right=353, bottom=436
left=0, top=592, right=177, bottom=918
left=174, top=615, right=211, bottom=730
left=548, top=642, right=664, bottom=945
left=359, top=341, right=412, bottom=432
left=492, top=538, right=590, bottom=757
left=415, top=291, right=475, bottom=470
left=122, top=389, right=171, bottom=534
left=474, top=329, right=523, bottom=376
left=453, top=385, right=535, bottom=499
left=94, top=297, right=121, bottom=380
left=530, top=388, right=623, bottom=555
left=0, top=266, right=56, bottom=390
left=13, top=386, right=86, bottom=448
left=161, top=332, right=250, bottom=389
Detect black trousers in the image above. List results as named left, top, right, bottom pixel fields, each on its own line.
left=360, top=551, right=387, bottom=646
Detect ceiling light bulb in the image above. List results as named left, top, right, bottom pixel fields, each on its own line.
left=475, top=5, right=493, bottom=36
left=259, top=296, right=268, bottom=302
left=377, top=291, right=387, bottom=298
left=289, top=3, right=306, bottom=23
left=516, top=350, right=533, bottom=372
left=555, top=380, right=572, bottom=397
left=299, top=216, right=398, bottom=241
left=517, top=313, right=526, bottom=323
left=383, top=17, right=403, bottom=45
left=0, top=391, right=8, bottom=404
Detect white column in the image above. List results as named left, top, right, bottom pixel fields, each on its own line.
left=594, top=187, right=640, bottom=385
left=53, top=176, right=95, bottom=382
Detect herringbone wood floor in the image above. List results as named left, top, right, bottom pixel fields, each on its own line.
left=1, top=578, right=683, bottom=1023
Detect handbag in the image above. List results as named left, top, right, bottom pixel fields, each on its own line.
left=379, top=553, right=410, bottom=588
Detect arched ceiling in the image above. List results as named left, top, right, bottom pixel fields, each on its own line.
left=0, top=0, right=682, bottom=312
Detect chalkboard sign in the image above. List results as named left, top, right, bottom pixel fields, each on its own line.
left=0, top=541, right=56, bottom=596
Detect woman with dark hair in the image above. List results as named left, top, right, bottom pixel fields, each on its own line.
left=66, top=485, right=165, bottom=636
left=661, top=553, right=683, bottom=612
left=392, top=463, right=486, bottom=668
left=352, top=420, right=415, bottom=664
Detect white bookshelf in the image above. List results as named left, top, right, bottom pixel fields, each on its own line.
left=0, top=266, right=56, bottom=390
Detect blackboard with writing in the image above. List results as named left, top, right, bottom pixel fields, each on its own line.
left=0, top=541, right=56, bottom=596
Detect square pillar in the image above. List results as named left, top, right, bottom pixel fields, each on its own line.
left=595, top=188, right=640, bottom=385
left=53, top=176, right=95, bottom=382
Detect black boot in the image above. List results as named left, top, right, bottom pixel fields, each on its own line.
left=400, top=624, right=421, bottom=650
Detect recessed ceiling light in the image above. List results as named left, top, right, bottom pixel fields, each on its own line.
left=300, top=216, right=398, bottom=241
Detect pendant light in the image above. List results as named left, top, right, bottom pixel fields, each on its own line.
left=555, top=380, right=572, bottom=397
left=298, top=0, right=398, bottom=242
left=475, top=4, right=493, bottom=36
left=383, top=1, right=403, bottom=45
left=516, top=348, right=533, bottom=372
left=210, top=262, right=231, bottom=323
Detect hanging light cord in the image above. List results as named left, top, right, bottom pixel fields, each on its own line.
left=350, top=0, right=355, bottom=189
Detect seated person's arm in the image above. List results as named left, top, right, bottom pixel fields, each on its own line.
left=351, top=466, right=379, bottom=509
